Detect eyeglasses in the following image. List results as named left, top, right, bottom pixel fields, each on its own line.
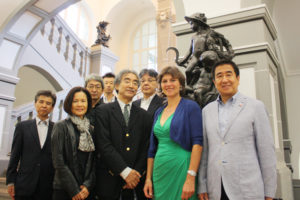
left=87, top=85, right=102, bottom=89
left=140, top=79, right=156, bottom=84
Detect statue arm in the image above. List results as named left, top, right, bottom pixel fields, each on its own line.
left=178, top=44, right=193, bottom=65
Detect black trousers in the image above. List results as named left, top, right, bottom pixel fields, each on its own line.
left=221, top=180, right=229, bottom=200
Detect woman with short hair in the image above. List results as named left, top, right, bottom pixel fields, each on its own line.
left=52, top=86, right=95, bottom=200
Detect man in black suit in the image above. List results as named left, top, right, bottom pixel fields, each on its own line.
left=6, top=90, right=56, bottom=200
left=133, top=69, right=164, bottom=118
left=94, top=70, right=152, bottom=200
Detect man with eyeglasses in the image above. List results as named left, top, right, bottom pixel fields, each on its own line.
left=94, top=69, right=152, bottom=200
left=133, top=69, right=164, bottom=118
left=85, top=74, right=104, bottom=127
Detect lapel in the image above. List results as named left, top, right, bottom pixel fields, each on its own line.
left=209, top=101, right=220, bottom=136
left=30, top=119, right=41, bottom=149
left=135, top=99, right=141, bottom=107
left=111, top=101, right=127, bottom=130
left=223, top=94, right=247, bottom=138
left=128, top=104, right=139, bottom=131
left=148, top=95, right=159, bottom=113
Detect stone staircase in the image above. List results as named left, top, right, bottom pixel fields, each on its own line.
left=0, top=178, right=9, bottom=200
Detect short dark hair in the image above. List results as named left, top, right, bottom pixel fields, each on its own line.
left=84, top=73, right=104, bottom=89
left=139, top=69, right=158, bottom=79
left=63, top=87, right=92, bottom=116
left=158, top=66, right=185, bottom=96
left=103, top=72, right=115, bottom=79
left=34, top=90, right=56, bottom=107
left=212, top=59, right=240, bottom=80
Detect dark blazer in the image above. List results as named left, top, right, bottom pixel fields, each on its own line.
left=51, top=118, right=95, bottom=198
left=6, top=119, right=54, bottom=199
left=133, top=94, right=164, bottom=118
left=94, top=101, right=152, bottom=199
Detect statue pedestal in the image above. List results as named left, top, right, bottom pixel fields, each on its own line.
left=90, top=44, right=119, bottom=75
left=172, top=5, right=293, bottom=199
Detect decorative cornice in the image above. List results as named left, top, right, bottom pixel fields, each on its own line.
left=172, top=4, right=277, bottom=40
left=234, top=42, right=279, bottom=68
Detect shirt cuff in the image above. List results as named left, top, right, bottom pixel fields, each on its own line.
left=120, top=167, right=132, bottom=180
left=7, top=183, right=14, bottom=186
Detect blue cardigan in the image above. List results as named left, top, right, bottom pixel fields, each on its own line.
left=148, top=98, right=203, bottom=158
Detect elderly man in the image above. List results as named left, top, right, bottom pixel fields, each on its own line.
left=7, top=90, right=56, bottom=200
left=94, top=70, right=152, bottom=200
left=133, top=68, right=164, bottom=118
left=198, top=60, right=277, bottom=200
left=85, top=73, right=104, bottom=108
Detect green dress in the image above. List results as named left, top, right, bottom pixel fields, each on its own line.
left=152, top=113, right=197, bottom=200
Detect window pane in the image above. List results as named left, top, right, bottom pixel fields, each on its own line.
left=148, top=34, right=156, bottom=48
left=149, top=20, right=156, bottom=34
left=133, top=53, right=139, bottom=66
left=142, top=23, right=148, bottom=35
left=66, top=4, right=78, bottom=32
left=148, top=49, right=156, bottom=64
left=78, top=14, right=89, bottom=41
left=134, top=38, right=139, bottom=51
left=141, top=51, right=147, bottom=65
left=142, top=36, right=148, bottom=49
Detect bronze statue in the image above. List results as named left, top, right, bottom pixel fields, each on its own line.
left=94, top=21, right=111, bottom=47
left=167, top=13, right=235, bottom=108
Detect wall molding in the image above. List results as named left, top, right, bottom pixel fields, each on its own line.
left=172, top=4, right=277, bottom=40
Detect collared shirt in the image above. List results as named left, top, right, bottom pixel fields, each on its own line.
left=117, top=98, right=133, bottom=180
left=36, top=117, right=49, bottom=148
left=140, top=93, right=155, bottom=111
left=217, top=92, right=240, bottom=137
left=102, top=94, right=116, bottom=103
left=117, top=98, right=132, bottom=116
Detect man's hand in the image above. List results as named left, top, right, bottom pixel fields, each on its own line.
left=79, top=185, right=89, bottom=199
left=265, top=197, right=273, bottom=200
left=7, top=185, right=15, bottom=200
left=198, top=193, right=209, bottom=200
left=124, top=169, right=141, bottom=189
left=72, top=191, right=83, bottom=200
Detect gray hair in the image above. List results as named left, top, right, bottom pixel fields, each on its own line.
left=139, top=68, right=158, bottom=79
left=115, top=69, right=140, bottom=87
left=84, top=73, right=104, bottom=89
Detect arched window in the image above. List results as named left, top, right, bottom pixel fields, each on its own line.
left=59, top=3, right=90, bottom=43
left=132, top=19, right=157, bottom=72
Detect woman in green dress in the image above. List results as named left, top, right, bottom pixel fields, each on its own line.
left=144, top=66, right=203, bottom=200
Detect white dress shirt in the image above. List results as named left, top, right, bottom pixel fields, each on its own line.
left=36, top=117, right=49, bottom=148
left=140, top=93, right=155, bottom=111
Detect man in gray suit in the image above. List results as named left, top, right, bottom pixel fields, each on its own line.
left=198, top=60, right=277, bottom=200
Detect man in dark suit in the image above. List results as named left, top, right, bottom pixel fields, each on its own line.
left=6, top=90, right=56, bottom=200
left=133, top=69, right=164, bottom=118
left=94, top=70, right=152, bottom=200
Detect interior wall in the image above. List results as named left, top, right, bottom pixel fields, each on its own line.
left=272, top=0, right=300, bottom=179
left=14, top=66, right=58, bottom=107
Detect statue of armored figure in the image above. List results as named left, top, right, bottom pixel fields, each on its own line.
left=167, top=13, right=235, bottom=108
left=94, top=21, right=111, bottom=47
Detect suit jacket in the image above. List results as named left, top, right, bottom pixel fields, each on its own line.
left=6, top=119, right=54, bottom=198
left=133, top=94, right=164, bottom=118
left=94, top=101, right=152, bottom=199
left=198, top=93, right=277, bottom=200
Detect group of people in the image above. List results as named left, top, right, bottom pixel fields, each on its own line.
left=6, top=60, right=277, bottom=200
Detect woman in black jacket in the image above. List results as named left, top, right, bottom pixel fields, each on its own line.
left=52, top=87, right=95, bottom=200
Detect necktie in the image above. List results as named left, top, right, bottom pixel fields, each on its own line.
left=124, top=104, right=130, bottom=126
